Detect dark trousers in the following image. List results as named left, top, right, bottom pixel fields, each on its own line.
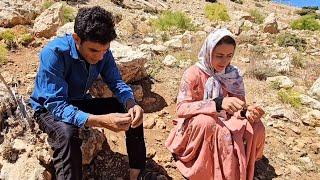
left=34, top=98, right=146, bottom=180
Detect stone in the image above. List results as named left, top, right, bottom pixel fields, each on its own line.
left=299, top=94, right=320, bottom=110
left=32, top=2, right=64, bottom=38
left=263, top=13, right=279, bottom=34
left=164, top=38, right=183, bottom=50
left=147, top=148, right=156, bottom=158
left=163, top=55, right=177, bottom=67
left=266, top=76, right=294, bottom=89
left=116, top=19, right=135, bottom=39
left=309, top=77, right=320, bottom=101
left=80, top=128, right=106, bottom=165
left=156, top=119, right=166, bottom=130
left=240, top=57, right=250, bottom=63
left=56, top=22, right=74, bottom=37
left=0, top=155, right=48, bottom=180
left=301, top=110, right=320, bottom=127
left=267, top=55, right=292, bottom=73
left=0, top=0, right=40, bottom=28
left=142, top=37, right=154, bottom=44
left=110, top=41, right=148, bottom=83
left=143, top=116, right=156, bottom=129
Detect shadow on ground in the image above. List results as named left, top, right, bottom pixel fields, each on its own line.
left=83, top=140, right=171, bottom=180
left=136, top=78, right=168, bottom=113
left=254, top=156, right=277, bottom=180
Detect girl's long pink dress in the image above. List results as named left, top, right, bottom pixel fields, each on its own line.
left=165, top=65, right=265, bottom=180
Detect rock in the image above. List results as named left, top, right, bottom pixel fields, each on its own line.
left=32, top=2, right=64, bottom=38
left=80, top=128, right=106, bottom=165
left=138, top=44, right=167, bottom=54
left=116, top=19, right=135, bottom=39
left=89, top=78, right=114, bottom=98
left=289, top=125, right=301, bottom=135
left=263, top=13, right=279, bottom=34
left=56, top=21, right=74, bottom=37
left=147, top=148, right=156, bottom=158
left=316, top=127, right=320, bottom=135
left=288, top=165, right=301, bottom=174
left=110, top=41, right=148, bottom=83
left=156, top=119, right=166, bottom=130
left=309, top=77, right=320, bottom=101
left=36, top=149, right=51, bottom=166
left=0, top=0, right=40, bottom=27
left=142, top=37, right=154, bottom=44
left=164, top=38, right=183, bottom=50
left=266, top=105, right=297, bottom=122
left=266, top=76, right=294, bottom=89
left=0, top=155, right=49, bottom=180
left=136, top=21, right=152, bottom=36
left=301, top=110, right=320, bottom=127
left=163, top=55, right=177, bottom=67
left=267, top=55, right=291, bottom=73
left=299, top=94, right=320, bottom=110
left=12, top=139, right=30, bottom=151
left=143, top=116, right=156, bottom=129
left=240, top=57, right=250, bottom=63
left=194, top=30, right=207, bottom=40
left=228, top=19, right=244, bottom=35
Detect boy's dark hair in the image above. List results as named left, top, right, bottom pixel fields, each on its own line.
left=216, top=36, right=236, bottom=47
left=74, top=6, right=117, bottom=44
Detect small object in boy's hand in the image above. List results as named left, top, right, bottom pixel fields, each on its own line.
left=240, top=107, right=247, bottom=118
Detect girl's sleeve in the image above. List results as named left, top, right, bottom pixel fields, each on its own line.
left=176, top=69, right=217, bottom=119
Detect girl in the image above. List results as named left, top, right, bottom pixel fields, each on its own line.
left=165, top=29, right=265, bottom=180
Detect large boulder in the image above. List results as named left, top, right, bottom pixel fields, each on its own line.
left=110, top=41, right=148, bottom=83
left=0, top=0, right=40, bottom=28
left=32, top=2, right=64, bottom=38
left=266, top=76, right=294, bottom=89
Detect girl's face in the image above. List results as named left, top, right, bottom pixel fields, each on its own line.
left=210, top=43, right=235, bottom=72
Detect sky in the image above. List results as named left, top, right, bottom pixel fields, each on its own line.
left=273, top=0, right=320, bottom=8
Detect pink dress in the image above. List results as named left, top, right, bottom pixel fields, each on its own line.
left=165, top=65, right=265, bottom=180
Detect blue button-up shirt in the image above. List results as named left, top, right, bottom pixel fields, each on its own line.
left=30, top=34, right=134, bottom=128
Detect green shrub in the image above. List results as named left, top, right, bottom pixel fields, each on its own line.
left=277, top=88, right=301, bottom=108
left=205, top=3, right=230, bottom=22
left=295, top=9, right=316, bottom=16
left=245, top=65, right=280, bottom=81
left=151, top=11, right=195, bottom=32
left=249, top=9, right=265, bottom=24
left=0, top=30, right=17, bottom=49
left=19, top=34, right=34, bottom=46
left=276, top=33, right=307, bottom=51
left=62, top=5, right=75, bottom=24
left=0, top=44, right=8, bottom=64
left=292, top=53, right=305, bottom=68
left=302, top=6, right=319, bottom=11
left=291, top=15, right=320, bottom=31
left=42, top=0, right=54, bottom=9
left=237, top=34, right=258, bottom=45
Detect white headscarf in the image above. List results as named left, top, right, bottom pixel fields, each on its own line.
left=196, top=28, right=245, bottom=99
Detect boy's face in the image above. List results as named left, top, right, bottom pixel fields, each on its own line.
left=210, top=43, right=235, bottom=72
left=73, top=33, right=110, bottom=64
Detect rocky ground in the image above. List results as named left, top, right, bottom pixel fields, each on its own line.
left=0, top=0, right=320, bottom=179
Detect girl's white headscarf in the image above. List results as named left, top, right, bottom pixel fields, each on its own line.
left=196, top=28, right=245, bottom=100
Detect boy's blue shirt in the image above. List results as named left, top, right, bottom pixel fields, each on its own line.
left=30, top=34, right=134, bottom=127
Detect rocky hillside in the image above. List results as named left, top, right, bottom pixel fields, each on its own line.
left=0, top=0, right=320, bottom=179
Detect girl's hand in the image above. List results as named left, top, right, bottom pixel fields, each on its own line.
left=246, top=105, right=265, bottom=124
